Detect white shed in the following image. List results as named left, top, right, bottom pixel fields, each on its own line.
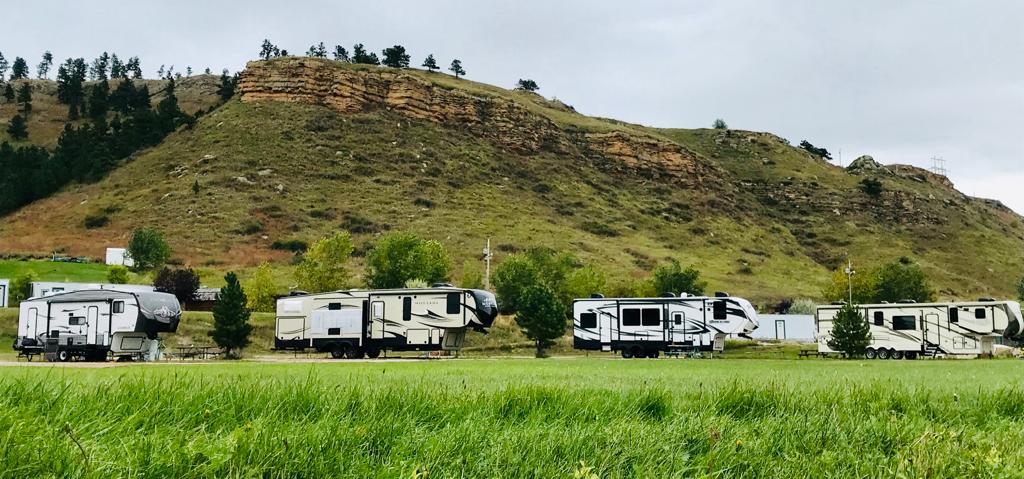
left=0, top=278, right=9, bottom=308
left=748, top=314, right=816, bottom=342
left=105, top=248, right=134, bottom=267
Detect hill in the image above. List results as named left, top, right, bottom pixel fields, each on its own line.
left=0, top=57, right=1021, bottom=303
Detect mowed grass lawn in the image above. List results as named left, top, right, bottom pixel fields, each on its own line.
left=1, top=359, right=1023, bottom=478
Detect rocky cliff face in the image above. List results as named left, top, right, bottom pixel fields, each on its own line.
left=239, top=58, right=713, bottom=183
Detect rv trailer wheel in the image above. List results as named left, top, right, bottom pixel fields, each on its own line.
left=905, top=352, right=918, bottom=360
left=876, top=348, right=891, bottom=360
left=630, top=346, right=644, bottom=359
left=329, top=346, right=345, bottom=359
left=621, top=349, right=633, bottom=359
left=365, top=348, right=381, bottom=359
left=647, top=349, right=661, bottom=359
left=345, top=347, right=365, bottom=359
left=57, top=349, right=71, bottom=362
left=865, top=348, right=877, bottom=360
left=891, top=350, right=904, bottom=360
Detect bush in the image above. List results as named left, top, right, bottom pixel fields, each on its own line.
left=83, top=213, right=110, bottom=229
left=271, top=239, right=309, bottom=253
left=340, top=213, right=383, bottom=234
left=1017, top=276, right=1024, bottom=302
left=412, top=197, right=435, bottom=208
left=107, top=265, right=129, bottom=284
left=235, top=219, right=264, bottom=235
left=10, top=271, right=37, bottom=306
left=153, top=267, right=201, bottom=304
left=788, top=298, right=817, bottom=315
left=859, top=178, right=883, bottom=198
left=127, top=228, right=171, bottom=271
left=581, top=221, right=619, bottom=237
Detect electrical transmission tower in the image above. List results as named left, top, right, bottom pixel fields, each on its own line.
left=930, top=157, right=948, bottom=177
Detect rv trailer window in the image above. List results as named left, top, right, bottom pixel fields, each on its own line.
left=69, top=316, right=84, bottom=326
left=713, top=301, right=727, bottom=320
left=873, top=312, right=884, bottom=326
left=642, top=309, right=661, bottom=326
left=113, top=301, right=124, bottom=314
left=446, top=293, right=461, bottom=315
left=622, top=309, right=641, bottom=326
left=975, top=308, right=986, bottom=319
left=580, top=313, right=597, bottom=329
left=949, top=308, right=959, bottom=323
left=892, top=315, right=916, bottom=331
left=328, top=303, right=342, bottom=311
left=327, top=328, right=341, bottom=336
left=674, top=313, right=683, bottom=325
left=372, top=302, right=385, bottom=320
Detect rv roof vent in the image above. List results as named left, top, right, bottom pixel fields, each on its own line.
left=714, top=291, right=730, bottom=298
left=978, top=297, right=997, bottom=302
left=897, top=299, right=917, bottom=304
left=660, top=292, right=676, bottom=298
left=590, top=293, right=605, bottom=299
left=431, top=283, right=454, bottom=288
left=680, top=293, right=689, bottom=298
left=288, top=290, right=309, bottom=297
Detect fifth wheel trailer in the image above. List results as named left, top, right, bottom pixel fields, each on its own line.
left=816, top=300, right=1024, bottom=359
left=572, top=293, right=760, bottom=358
left=274, top=286, right=498, bottom=358
left=12, top=290, right=181, bottom=362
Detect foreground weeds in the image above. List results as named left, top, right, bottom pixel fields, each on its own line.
left=0, top=360, right=1022, bottom=478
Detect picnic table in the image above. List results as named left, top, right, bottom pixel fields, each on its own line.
left=175, top=345, right=218, bottom=360
left=798, top=348, right=830, bottom=358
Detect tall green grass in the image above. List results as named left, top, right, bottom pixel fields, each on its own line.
left=0, top=360, right=1022, bottom=477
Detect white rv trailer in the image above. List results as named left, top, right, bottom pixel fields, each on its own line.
left=30, top=281, right=155, bottom=298
left=274, top=286, right=498, bottom=358
left=816, top=300, right=1024, bottom=359
left=572, top=293, right=760, bottom=358
left=12, top=290, right=181, bottom=362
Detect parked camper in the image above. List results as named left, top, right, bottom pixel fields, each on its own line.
left=31, top=281, right=155, bottom=298
left=13, top=290, right=181, bottom=362
left=815, top=300, right=1024, bottom=359
left=274, top=286, right=498, bottom=358
left=572, top=293, right=760, bottom=358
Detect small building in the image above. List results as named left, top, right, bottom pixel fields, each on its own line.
left=30, top=281, right=155, bottom=299
left=105, top=248, right=134, bottom=267
left=747, top=314, right=816, bottom=342
left=0, top=278, right=9, bottom=308
left=185, top=287, right=220, bottom=311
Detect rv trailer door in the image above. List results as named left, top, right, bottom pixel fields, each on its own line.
left=87, top=306, right=101, bottom=345
left=599, top=312, right=612, bottom=351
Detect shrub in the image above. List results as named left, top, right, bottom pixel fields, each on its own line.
left=340, top=213, right=383, bottom=234
left=652, top=259, right=707, bottom=296
left=153, top=267, right=201, bottom=304
left=10, top=271, right=37, bottom=306
left=581, top=221, right=619, bottom=237
left=788, top=298, right=817, bottom=315
left=107, top=265, right=129, bottom=284
left=236, top=219, right=264, bottom=235
left=83, top=213, right=110, bottom=229
left=412, top=197, right=435, bottom=208
left=270, top=239, right=309, bottom=253
left=859, top=178, right=883, bottom=198
left=712, top=119, right=728, bottom=129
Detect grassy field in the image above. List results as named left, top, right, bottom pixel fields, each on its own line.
left=0, top=359, right=1021, bottom=477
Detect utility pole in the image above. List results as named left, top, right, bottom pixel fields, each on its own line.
left=844, top=255, right=855, bottom=304
left=483, top=237, right=491, bottom=290
left=930, top=156, right=948, bottom=177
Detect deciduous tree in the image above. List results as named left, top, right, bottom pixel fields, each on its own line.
left=364, top=232, right=452, bottom=288
left=295, top=232, right=354, bottom=292
left=245, top=262, right=278, bottom=312
left=651, top=259, right=707, bottom=296
left=514, top=79, right=539, bottom=92
left=153, top=267, right=201, bottom=304
left=127, top=227, right=171, bottom=271
left=515, top=284, right=566, bottom=358
left=10, top=271, right=37, bottom=306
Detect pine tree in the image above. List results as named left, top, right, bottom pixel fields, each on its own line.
left=333, top=45, right=350, bottom=62
left=87, top=80, right=109, bottom=120
left=2, top=84, right=13, bottom=103
left=0, top=52, right=8, bottom=80
left=186, top=66, right=192, bottom=77
left=157, top=65, right=165, bottom=78
left=381, top=45, right=410, bottom=68
left=307, top=42, right=327, bottom=58
left=449, top=59, right=465, bottom=78
left=10, top=57, right=28, bottom=80
left=259, top=39, right=278, bottom=60
left=421, top=54, right=438, bottom=72
left=7, top=114, right=28, bottom=140
left=217, top=70, right=237, bottom=101
left=37, top=51, right=53, bottom=79
left=204, top=67, right=211, bottom=75
left=826, top=303, right=872, bottom=358
left=110, top=53, right=125, bottom=78
left=89, top=52, right=109, bottom=80
left=16, top=83, right=32, bottom=115
left=209, top=272, right=253, bottom=359
left=352, top=44, right=379, bottom=65
left=126, top=56, right=143, bottom=79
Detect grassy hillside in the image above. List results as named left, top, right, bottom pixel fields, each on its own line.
left=0, top=59, right=1021, bottom=305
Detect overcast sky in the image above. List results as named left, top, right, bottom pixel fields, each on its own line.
left=4, top=1, right=1022, bottom=212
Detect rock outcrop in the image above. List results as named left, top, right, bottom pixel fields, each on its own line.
left=239, top=58, right=711, bottom=181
